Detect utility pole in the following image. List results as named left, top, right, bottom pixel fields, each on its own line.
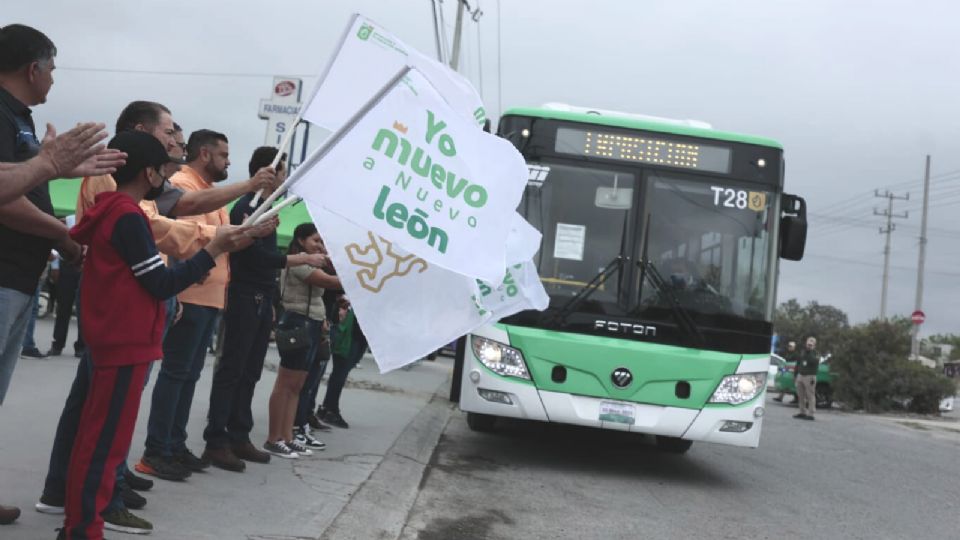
left=911, top=156, right=932, bottom=359
left=874, top=190, right=909, bottom=320
left=430, top=0, right=448, bottom=64
left=450, top=0, right=466, bottom=70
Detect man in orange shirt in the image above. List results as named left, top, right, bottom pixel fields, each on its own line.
left=139, top=129, right=239, bottom=479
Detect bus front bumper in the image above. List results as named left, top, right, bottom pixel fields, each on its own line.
left=460, top=353, right=764, bottom=448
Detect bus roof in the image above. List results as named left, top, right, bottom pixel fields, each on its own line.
left=502, top=106, right=783, bottom=150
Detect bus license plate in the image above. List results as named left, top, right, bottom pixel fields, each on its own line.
left=599, top=401, right=635, bottom=425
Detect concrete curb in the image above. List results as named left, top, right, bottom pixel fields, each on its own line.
left=317, top=379, right=454, bottom=540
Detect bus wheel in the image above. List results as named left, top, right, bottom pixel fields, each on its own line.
left=655, top=436, right=693, bottom=454
left=466, top=412, right=497, bottom=432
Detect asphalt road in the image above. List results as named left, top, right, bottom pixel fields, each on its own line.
left=400, top=395, right=960, bottom=540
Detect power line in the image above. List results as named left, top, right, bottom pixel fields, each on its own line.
left=803, top=253, right=960, bottom=278
left=58, top=65, right=312, bottom=79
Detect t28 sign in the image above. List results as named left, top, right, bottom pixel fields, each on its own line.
left=710, top=186, right=767, bottom=212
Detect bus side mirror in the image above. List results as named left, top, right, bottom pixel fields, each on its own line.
left=780, top=193, right=807, bottom=261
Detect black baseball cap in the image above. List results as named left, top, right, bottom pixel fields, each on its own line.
left=108, top=130, right=176, bottom=185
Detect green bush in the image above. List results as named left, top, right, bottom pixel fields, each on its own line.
left=832, top=318, right=955, bottom=414
left=889, top=362, right=958, bottom=414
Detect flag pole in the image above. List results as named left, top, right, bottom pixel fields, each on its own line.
left=250, top=13, right=362, bottom=208
left=253, top=194, right=300, bottom=224
left=243, top=65, right=413, bottom=225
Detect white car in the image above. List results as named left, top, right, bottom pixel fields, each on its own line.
left=768, top=353, right=786, bottom=390
left=940, top=395, right=955, bottom=412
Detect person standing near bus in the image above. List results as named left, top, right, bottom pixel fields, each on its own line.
left=773, top=340, right=798, bottom=403
left=794, top=336, right=819, bottom=420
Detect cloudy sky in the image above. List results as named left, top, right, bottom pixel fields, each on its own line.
left=6, top=0, right=960, bottom=335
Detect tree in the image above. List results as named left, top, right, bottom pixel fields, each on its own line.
left=774, top=299, right=850, bottom=354
left=833, top=318, right=956, bottom=414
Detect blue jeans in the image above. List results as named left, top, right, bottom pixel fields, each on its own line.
left=145, top=303, right=218, bottom=456
left=20, top=283, right=41, bottom=350
left=0, top=286, right=33, bottom=405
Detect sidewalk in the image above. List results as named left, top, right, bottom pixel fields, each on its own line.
left=0, top=317, right=452, bottom=539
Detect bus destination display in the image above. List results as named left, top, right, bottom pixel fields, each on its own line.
left=555, top=127, right=732, bottom=173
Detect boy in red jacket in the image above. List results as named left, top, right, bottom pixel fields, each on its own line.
left=61, top=131, right=255, bottom=540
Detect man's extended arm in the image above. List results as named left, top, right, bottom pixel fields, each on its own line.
left=169, top=167, right=278, bottom=217
left=0, top=122, right=124, bottom=206
left=142, top=201, right=217, bottom=260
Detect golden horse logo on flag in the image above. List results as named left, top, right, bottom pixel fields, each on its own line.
left=345, top=232, right=428, bottom=293
left=748, top=191, right=767, bottom=212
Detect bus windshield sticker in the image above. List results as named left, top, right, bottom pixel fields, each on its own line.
left=710, top=186, right=768, bottom=212
left=554, top=223, right=586, bottom=261
left=527, top=164, right=550, bottom=188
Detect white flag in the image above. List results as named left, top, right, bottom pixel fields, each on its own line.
left=290, top=68, right=527, bottom=284
left=477, top=261, right=550, bottom=322
left=309, top=204, right=490, bottom=372
left=304, top=14, right=486, bottom=131
left=310, top=204, right=549, bottom=372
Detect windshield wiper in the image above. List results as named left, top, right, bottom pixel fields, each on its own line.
left=546, top=255, right=624, bottom=327
left=637, top=260, right=705, bottom=347
left=634, top=212, right=704, bottom=346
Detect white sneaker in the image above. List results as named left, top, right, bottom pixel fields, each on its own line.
left=263, top=440, right=299, bottom=459
left=286, top=438, right=313, bottom=456
left=294, top=426, right=327, bottom=450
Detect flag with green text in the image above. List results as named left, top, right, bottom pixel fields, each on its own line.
left=290, top=68, right=527, bottom=284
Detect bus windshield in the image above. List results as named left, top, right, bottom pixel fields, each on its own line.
left=522, top=162, right=636, bottom=309
left=637, top=174, right=775, bottom=320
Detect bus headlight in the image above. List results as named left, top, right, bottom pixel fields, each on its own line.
left=709, top=373, right=766, bottom=405
left=471, top=336, right=530, bottom=380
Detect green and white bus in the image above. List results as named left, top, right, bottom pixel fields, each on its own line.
left=452, top=103, right=807, bottom=452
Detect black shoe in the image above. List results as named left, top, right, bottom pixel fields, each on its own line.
left=174, top=448, right=210, bottom=472
left=123, top=469, right=153, bottom=492
left=135, top=454, right=191, bottom=481
left=47, top=345, right=64, bottom=357
left=21, top=347, right=46, bottom=358
left=793, top=413, right=808, bottom=419
left=307, top=413, right=332, bottom=432
left=322, top=411, right=349, bottom=429
left=120, top=484, right=146, bottom=510
left=803, top=415, right=815, bottom=421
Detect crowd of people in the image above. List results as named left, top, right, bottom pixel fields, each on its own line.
left=0, top=24, right=368, bottom=539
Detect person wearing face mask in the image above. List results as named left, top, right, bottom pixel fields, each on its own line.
left=37, top=103, right=279, bottom=533
left=61, top=130, right=256, bottom=540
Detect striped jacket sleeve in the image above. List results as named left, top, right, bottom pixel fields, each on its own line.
left=110, top=212, right=216, bottom=300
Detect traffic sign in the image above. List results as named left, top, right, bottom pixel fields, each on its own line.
left=911, top=310, right=925, bottom=325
